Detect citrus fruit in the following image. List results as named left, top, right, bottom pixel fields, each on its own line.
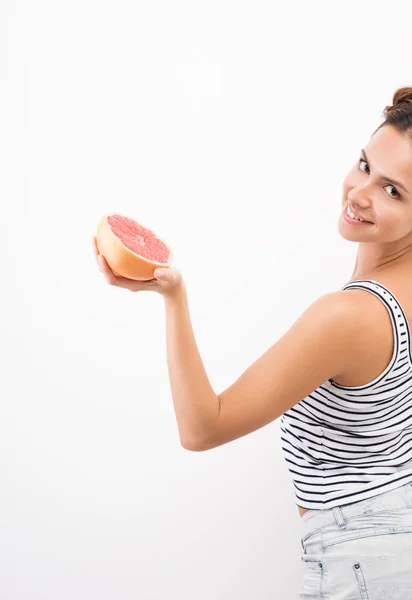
left=96, top=213, right=174, bottom=281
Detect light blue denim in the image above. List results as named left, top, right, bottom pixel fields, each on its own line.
left=299, top=481, right=412, bottom=599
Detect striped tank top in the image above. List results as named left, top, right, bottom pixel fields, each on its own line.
left=280, top=279, right=412, bottom=510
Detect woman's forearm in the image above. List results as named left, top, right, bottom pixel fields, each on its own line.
left=162, top=282, right=220, bottom=450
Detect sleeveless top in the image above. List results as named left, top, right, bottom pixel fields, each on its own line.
left=280, top=280, right=412, bottom=510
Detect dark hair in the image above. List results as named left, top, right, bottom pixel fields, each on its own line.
left=373, top=86, right=412, bottom=140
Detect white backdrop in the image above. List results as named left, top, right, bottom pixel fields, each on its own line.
left=1, top=0, right=411, bottom=598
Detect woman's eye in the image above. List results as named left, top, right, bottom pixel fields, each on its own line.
left=386, top=185, right=401, bottom=199
left=358, top=158, right=369, bottom=173
left=358, top=158, right=401, bottom=199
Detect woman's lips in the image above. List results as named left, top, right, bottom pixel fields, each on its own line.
left=346, top=203, right=373, bottom=224
left=343, top=205, right=374, bottom=225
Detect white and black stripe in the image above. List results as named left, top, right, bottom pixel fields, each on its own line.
left=280, top=280, right=412, bottom=510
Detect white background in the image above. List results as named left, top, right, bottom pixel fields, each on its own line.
left=1, top=0, right=411, bottom=598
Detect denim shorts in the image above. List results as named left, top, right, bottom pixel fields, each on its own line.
left=299, top=480, right=412, bottom=599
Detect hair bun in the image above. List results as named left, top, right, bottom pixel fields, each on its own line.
left=384, top=86, right=412, bottom=115
left=374, top=85, right=412, bottom=138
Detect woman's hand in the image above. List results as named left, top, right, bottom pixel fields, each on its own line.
left=92, top=236, right=184, bottom=297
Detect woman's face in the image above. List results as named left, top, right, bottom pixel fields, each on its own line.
left=339, top=125, right=412, bottom=244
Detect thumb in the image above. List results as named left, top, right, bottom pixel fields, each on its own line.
left=154, top=266, right=182, bottom=287
left=154, top=268, right=169, bottom=280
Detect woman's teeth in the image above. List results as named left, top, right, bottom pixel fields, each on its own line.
left=347, top=205, right=366, bottom=222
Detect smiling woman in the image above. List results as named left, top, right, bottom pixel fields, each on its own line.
left=338, top=87, right=412, bottom=282
left=93, top=86, right=412, bottom=599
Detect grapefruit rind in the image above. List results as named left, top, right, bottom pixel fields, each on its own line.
left=96, top=212, right=174, bottom=281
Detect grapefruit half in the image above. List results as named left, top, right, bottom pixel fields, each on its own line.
left=96, top=213, right=174, bottom=281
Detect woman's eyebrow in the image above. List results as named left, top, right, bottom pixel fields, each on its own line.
left=361, top=149, right=410, bottom=194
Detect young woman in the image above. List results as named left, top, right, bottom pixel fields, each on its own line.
left=92, top=86, right=412, bottom=597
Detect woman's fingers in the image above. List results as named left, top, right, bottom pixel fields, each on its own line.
left=92, top=237, right=119, bottom=283
left=92, top=236, right=99, bottom=256
left=97, top=255, right=118, bottom=285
